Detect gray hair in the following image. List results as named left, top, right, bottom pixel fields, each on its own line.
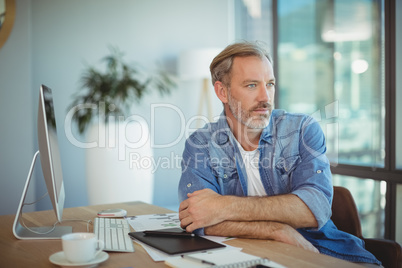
left=210, top=41, right=273, bottom=87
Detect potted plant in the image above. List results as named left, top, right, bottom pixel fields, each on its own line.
left=68, top=47, right=175, bottom=134
left=68, top=47, right=176, bottom=206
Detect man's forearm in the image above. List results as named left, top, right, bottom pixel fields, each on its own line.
left=204, top=220, right=319, bottom=253
left=222, top=194, right=318, bottom=229
left=179, top=189, right=317, bottom=233
left=204, top=220, right=280, bottom=239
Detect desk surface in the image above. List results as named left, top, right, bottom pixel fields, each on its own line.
left=0, top=202, right=363, bottom=268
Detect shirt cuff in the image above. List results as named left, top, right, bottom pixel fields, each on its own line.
left=193, top=227, right=205, bottom=236
left=293, top=187, right=332, bottom=230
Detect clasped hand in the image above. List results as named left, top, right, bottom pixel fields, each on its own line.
left=179, top=188, right=226, bottom=233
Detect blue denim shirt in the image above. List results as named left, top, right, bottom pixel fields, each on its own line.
left=178, top=110, right=380, bottom=265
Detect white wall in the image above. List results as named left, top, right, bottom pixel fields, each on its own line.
left=0, top=0, right=34, bottom=215
left=0, top=0, right=233, bottom=215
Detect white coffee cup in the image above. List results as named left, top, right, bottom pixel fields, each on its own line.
left=61, top=232, right=104, bottom=263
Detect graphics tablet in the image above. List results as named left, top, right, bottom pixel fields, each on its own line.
left=128, top=229, right=225, bottom=255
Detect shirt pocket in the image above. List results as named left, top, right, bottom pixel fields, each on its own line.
left=211, top=163, right=240, bottom=195
left=275, top=155, right=301, bottom=193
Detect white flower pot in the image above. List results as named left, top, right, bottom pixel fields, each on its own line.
left=86, top=119, right=154, bottom=205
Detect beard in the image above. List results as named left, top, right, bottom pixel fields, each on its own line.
left=227, top=92, right=273, bottom=129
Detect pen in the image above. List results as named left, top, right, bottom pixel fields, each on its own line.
left=143, top=230, right=195, bottom=237
left=181, top=254, right=216, bottom=266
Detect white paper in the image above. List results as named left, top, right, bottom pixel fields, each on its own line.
left=125, top=213, right=181, bottom=232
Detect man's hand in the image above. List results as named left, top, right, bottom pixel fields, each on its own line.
left=179, top=189, right=227, bottom=232
left=179, top=189, right=319, bottom=253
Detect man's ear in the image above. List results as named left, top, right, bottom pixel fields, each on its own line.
left=214, top=81, right=228, bottom=104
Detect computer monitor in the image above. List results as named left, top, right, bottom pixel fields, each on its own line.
left=13, top=84, right=72, bottom=239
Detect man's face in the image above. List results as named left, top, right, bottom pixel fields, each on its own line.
left=226, top=56, right=275, bottom=129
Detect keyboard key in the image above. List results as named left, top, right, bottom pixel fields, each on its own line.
left=94, top=217, right=135, bottom=252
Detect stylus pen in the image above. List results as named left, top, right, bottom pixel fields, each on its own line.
left=143, top=230, right=195, bottom=237
left=181, top=254, right=216, bottom=266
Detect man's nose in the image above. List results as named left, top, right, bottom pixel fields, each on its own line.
left=257, top=85, right=270, bottom=102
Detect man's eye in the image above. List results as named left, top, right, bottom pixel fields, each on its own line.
left=267, top=82, right=275, bottom=87
left=247, top=84, right=256, bottom=88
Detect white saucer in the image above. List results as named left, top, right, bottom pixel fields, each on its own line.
left=49, top=251, right=109, bottom=268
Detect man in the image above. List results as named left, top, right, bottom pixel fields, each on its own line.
left=178, top=41, right=381, bottom=266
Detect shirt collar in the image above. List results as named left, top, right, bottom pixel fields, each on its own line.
left=213, top=112, right=231, bottom=145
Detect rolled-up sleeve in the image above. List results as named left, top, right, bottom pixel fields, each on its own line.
left=291, top=117, right=333, bottom=230
left=178, top=133, right=221, bottom=236
left=178, top=134, right=221, bottom=203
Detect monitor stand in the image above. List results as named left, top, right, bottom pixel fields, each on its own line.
left=12, top=151, right=72, bottom=239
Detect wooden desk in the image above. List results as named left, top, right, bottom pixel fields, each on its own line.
left=0, top=202, right=363, bottom=268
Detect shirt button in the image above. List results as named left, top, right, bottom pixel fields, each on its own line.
left=223, top=174, right=228, bottom=178
left=317, top=170, right=322, bottom=174
left=187, top=183, right=192, bottom=188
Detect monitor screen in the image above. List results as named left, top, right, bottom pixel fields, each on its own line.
left=37, top=84, right=65, bottom=222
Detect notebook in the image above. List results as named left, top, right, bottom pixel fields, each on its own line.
left=165, top=249, right=287, bottom=268
left=128, top=230, right=226, bottom=255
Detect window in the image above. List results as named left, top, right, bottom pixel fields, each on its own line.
left=234, top=0, right=274, bottom=53
left=277, top=0, right=384, bottom=168
left=235, top=0, right=401, bottom=241
left=397, top=184, right=402, bottom=244
left=395, top=0, right=402, bottom=245
left=276, top=0, right=386, bottom=239
left=396, top=0, right=402, bottom=170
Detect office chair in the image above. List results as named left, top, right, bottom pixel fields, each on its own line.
left=331, top=186, right=402, bottom=268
